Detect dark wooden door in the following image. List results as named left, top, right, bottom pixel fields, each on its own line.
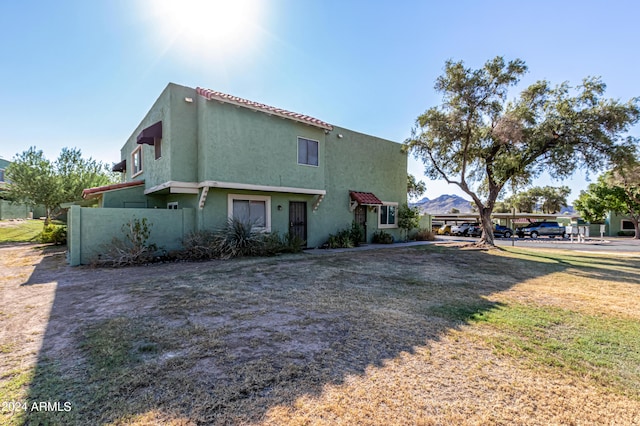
left=354, top=205, right=367, bottom=243
left=289, top=202, right=307, bottom=245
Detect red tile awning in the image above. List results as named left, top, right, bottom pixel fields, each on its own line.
left=82, top=180, right=145, bottom=199
left=350, top=191, right=383, bottom=206
left=137, top=121, right=162, bottom=145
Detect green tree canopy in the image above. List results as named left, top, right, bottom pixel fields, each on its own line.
left=575, top=160, right=640, bottom=238
left=5, top=147, right=117, bottom=224
left=405, top=56, right=640, bottom=245
left=407, top=174, right=426, bottom=200
left=505, top=185, right=571, bottom=213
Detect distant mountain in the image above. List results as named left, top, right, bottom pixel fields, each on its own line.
left=411, top=194, right=474, bottom=214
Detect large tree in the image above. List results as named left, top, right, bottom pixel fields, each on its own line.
left=6, top=147, right=117, bottom=224
left=505, top=185, right=571, bottom=213
left=575, top=162, right=640, bottom=239
left=405, top=56, right=640, bottom=245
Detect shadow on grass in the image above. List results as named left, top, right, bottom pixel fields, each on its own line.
left=15, top=244, right=635, bottom=424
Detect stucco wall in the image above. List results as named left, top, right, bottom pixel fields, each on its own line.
left=0, top=200, right=29, bottom=220
left=67, top=205, right=195, bottom=265
left=198, top=98, right=326, bottom=190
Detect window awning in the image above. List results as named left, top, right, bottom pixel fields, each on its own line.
left=112, top=159, right=126, bottom=172
left=350, top=191, right=383, bottom=206
left=137, top=121, right=162, bottom=145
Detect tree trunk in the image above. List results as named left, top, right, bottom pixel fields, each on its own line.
left=633, top=218, right=640, bottom=240
left=477, top=208, right=495, bottom=246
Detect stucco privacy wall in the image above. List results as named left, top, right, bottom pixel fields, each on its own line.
left=67, top=205, right=195, bottom=266
left=0, top=200, right=29, bottom=220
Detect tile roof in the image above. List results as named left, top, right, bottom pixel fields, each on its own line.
left=82, top=180, right=145, bottom=199
left=196, top=87, right=333, bottom=131
left=350, top=191, right=383, bottom=205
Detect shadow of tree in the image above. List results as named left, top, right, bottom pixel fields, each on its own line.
left=15, top=244, right=634, bottom=424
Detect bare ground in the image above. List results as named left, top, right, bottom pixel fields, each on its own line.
left=1, top=243, right=640, bottom=425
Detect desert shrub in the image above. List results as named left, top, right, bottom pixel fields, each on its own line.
left=39, top=224, right=67, bottom=244
left=413, top=228, right=436, bottom=241
left=95, top=217, right=158, bottom=267
left=350, top=222, right=364, bottom=246
left=372, top=230, right=394, bottom=244
left=182, top=230, right=218, bottom=260
left=181, top=220, right=305, bottom=260
left=278, top=232, right=306, bottom=253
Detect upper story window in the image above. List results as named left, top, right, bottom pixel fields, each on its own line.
left=132, top=146, right=143, bottom=177
left=378, top=202, right=398, bottom=229
left=298, top=137, right=319, bottom=166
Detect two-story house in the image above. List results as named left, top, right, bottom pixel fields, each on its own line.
left=83, top=83, right=407, bottom=248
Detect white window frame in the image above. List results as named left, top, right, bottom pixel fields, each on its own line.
left=227, top=194, right=271, bottom=232
left=167, top=202, right=178, bottom=210
left=297, top=136, right=319, bottom=167
left=378, top=202, right=398, bottom=229
left=131, top=145, right=143, bottom=177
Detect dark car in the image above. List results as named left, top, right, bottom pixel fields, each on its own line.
left=467, top=224, right=513, bottom=238
left=516, top=221, right=566, bottom=239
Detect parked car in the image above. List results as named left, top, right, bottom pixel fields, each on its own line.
left=451, top=222, right=479, bottom=236
left=516, top=221, right=566, bottom=239
left=467, top=224, right=513, bottom=238
left=436, top=224, right=452, bottom=235
left=494, top=225, right=513, bottom=238
left=467, top=225, right=482, bottom=237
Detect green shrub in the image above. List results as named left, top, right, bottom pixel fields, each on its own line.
left=372, top=230, right=394, bottom=244
left=413, top=228, right=436, bottom=241
left=617, top=231, right=636, bottom=237
left=39, top=224, right=67, bottom=244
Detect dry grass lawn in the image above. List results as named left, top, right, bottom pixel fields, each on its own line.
left=1, top=243, right=639, bottom=425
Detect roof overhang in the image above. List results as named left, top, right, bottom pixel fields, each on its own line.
left=112, top=159, right=126, bottom=172
left=144, top=181, right=200, bottom=195
left=137, top=121, right=162, bottom=145
left=196, top=87, right=333, bottom=131
left=82, top=180, right=145, bottom=199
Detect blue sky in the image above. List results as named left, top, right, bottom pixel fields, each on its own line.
left=1, top=0, right=639, bottom=202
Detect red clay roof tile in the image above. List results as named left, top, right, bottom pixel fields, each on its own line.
left=196, top=87, right=333, bottom=131
left=350, top=191, right=383, bottom=205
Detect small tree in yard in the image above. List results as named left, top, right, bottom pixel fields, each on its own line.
left=398, top=203, right=421, bottom=241
left=5, top=147, right=117, bottom=224
left=405, top=56, right=640, bottom=246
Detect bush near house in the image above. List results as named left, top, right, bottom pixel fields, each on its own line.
left=413, top=228, right=436, bottom=241
left=372, top=230, right=394, bottom=244
left=325, top=222, right=364, bottom=249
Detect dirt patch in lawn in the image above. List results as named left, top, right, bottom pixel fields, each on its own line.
left=1, top=244, right=640, bottom=425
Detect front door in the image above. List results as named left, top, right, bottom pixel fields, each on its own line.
left=354, top=205, right=367, bottom=243
left=289, top=202, right=307, bottom=245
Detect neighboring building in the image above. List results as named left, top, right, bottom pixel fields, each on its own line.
left=83, top=83, right=407, bottom=247
left=0, top=158, right=30, bottom=219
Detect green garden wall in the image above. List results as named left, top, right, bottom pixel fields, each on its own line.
left=67, top=205, right=195, bottom=265
left=0, top=200, right=29, bottom=220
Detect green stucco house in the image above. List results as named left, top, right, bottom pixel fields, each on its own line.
left=83, top=83, right=407, bottom=248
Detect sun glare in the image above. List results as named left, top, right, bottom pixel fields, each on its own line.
left=141, top=0, right=264, bottom=62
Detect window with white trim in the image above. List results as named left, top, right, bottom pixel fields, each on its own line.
left=167, top=202, right=178, bottom=210
left=132, top=146, right=143, bottom=177
left=378, top=202, right=398, bottom=228
left=298, top=137, right=319, bottom=166
left=228, top=194, right=271, bottom=230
